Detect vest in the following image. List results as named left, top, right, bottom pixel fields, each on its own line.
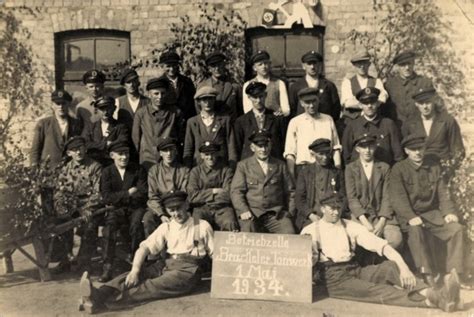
left=251, top=77, right=280, bottom=112
left=350, top=75, right=376, bottom=95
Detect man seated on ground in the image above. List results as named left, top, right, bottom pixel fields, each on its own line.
left=301, top=192, right=462, bottom=313
left=52, top=136, right=102, bottom=275
left=79, top=190, right=214, bottom=314
left=295, top=138, right=346, bottom=232
left=82, top=96, right=130, bottom=166
left=187, top=141, right=239, bottom=231
left=389, top=134, right=465, bottom=287
left=231, top=130, right=295, bottom=234
left=142, top=137, right=189, bottom=237
left=99, top=140, right=148, bottom=282
left=345, top=133, right=402, bottom=250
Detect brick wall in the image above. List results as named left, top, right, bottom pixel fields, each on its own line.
left=2, top=0, right=473, bottom=151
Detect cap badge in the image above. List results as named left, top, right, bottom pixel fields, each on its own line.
left=205, top=141, right=210, bottom=146
left=57, top=91, right=63, bottom=97
left=91, top=70, right=98, bottom=77
left=364, top=87, right=371, bottom=94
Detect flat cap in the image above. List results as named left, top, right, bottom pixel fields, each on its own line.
left=354, top=133, right=377, bottom=147
left=301, top=50, right=323, bottom=63
left=93, top=96, right=116, bottom=109
left=356, top=87, right=380, bottom=105
left=250, top=50, right=270, bottom=65
left=82, top=69, right=106, bottom=85
left=51, top=89, right=72, bottom=104
left=194, top=86, right=219, bottom=100
left=199, top=141, right=220, bottom=154
left=206, top=51, right=226, bottom=66
left=308, top=138, right=332, bottom=153
left=245, top=81, right=267, bottom=97
left=350, top=50, right=371, bottom=64
left=107, top=140, right=130, bottom=153
left=249, top=129, right=272, bottom=146
left=401, top=134, right=426, bottom=149
left=297, top=87, right=320, bottom=102
left=159, top=51, right=181, bottom=65
left=146, top=77, right=170, bottom=91
left=162, top=190, right=188, bottom=208
left=64, top=136, right=86, bottom=152
left=319, top=191, right=345, bottom=207
left=393, top=50, right=416, bottom=65
left=156, top=136, right=177, bottom=151
left=120, top=68, right=139, bottom=85
left=412, top=85, right=436, bottom=103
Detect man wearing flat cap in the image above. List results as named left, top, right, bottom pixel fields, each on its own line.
left=183, top=85, right=237, bottom=169
left=295, top=138, right=347, bottom=232
left=384, top=50, right=432, bottom=126
left=52, top=136, right=102, bottom=275
left=196, top=51, right=242, bottom=122
left=132, top=77, right=186, bottom=170
left=231, top=130, right=296, bottom=234
left=289, top=50, right=341, bottom=121
left=301, top=191, right=463, bottom=313
left=342, top=87, right=403, bottom=166
left=187, top=141, right=239, bottom=231
left=31, top=89, right=83, bottom=168
left=158, top=51, right=196, bottom=121
left=402, top=84, right=465, bottom=171
left=81, top=96, right=130, bottom=167
left=78, top=190, right=214, bottom=314
left=234, top=81, right=285, bottom=160
left=285, top=87, right=342, bottom=180
left=242, top=50, right=290, bottom=117
left=117, top=68, right=149, bottom=132
left=99, top=140, right=148, bottom=282
left=76, top=69, right=108, bottom=124
left=142, top=137, right=189, bottom=237
left=345, top=133, right=402, bottom=250
left=389, top=134, right=465, bottom=287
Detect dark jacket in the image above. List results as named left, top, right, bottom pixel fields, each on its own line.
left=289, top=77, right=341, bottom=122
left=234, top=109, right=285, bottom=160
left=388, top=158, right=456, bottom=229
left=231, top=156, right=295, bottom=218
left=197, top=77, right=242, bottom=122
left=30, top=116, right=83, bottom=167
left=116, top=94, right=149, bottom=132
left=162, top=74, right=196, bottom=121
left=295, top=163, right=346, bottom=231
left=100, top=162, right=148, bottom=209
left=183, top=114, right=237, bottom=168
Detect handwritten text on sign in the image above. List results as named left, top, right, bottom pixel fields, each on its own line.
left=211, top=232, right=312, bottom=303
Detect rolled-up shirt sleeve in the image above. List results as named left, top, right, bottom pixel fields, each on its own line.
left=140, top=223, right=167, bottom=255
left=348, top=221, right=388, bottom=256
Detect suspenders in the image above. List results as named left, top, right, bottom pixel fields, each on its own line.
left=192, top=213, right=201, bottom=257
left=314, top=219, right=353, bottom=264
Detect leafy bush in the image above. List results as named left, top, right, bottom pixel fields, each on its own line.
left=136, top=3, right=247, bottom=85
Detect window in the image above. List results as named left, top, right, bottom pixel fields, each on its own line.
left=245, top=25, right=325, bottom=83
left=55, top=29, right=130, bottom=95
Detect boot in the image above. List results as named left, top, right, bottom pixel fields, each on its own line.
left=426, top=269, right=461, bottom=312
left=79, top=271, right=104, bottom=314
left=98, top=263, right=113, bottom=283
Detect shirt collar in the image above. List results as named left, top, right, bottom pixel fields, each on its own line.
left=362, top=114, right=381, bottom=125
left=170, top=215, right=193, bottom=229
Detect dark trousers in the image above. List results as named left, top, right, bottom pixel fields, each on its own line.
left=193, top=206, right=239, bottom=231
left=142, top=210, right=163, bottom=238
left=98, top=257, right=203, bottom=304
left=318, top=260, right=429, bottom=307
left=407, top=222, right=464, bottom=275
left=239, top=211, right=295, bottom=234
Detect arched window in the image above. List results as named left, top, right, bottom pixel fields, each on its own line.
left=54, top=29, right=130, bottom=95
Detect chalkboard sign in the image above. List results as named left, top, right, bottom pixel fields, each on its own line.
left=211, top=232, right=313, bottom=303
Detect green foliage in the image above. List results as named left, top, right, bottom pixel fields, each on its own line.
left=0, top=9, right=51, bottom=158
left=137, top=3, right=247, bottom=85
left=345, top=0, right=468, bottom=119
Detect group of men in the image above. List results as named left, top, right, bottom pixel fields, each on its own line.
left=30, top=48, right=469, bottom=314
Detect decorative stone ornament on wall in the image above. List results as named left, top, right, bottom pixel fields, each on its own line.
left=262, top=0, right=324, bottom=28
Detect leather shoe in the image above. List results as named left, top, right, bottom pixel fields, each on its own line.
left=98, top=264, right=113, bottom=283
left=50, top=261, right=71, bottom=274
left=426, top=269, right=461, bottom=312
left=79, top=271, right=105, bottom=314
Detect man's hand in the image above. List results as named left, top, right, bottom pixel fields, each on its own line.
left=160, top=215, right=170, bottom=223
left=273, top=109, right=284, bottom=116
left=125, top=270, right=140, bottom=288
left=444, top=214, right=459, bottom=223
left=359, top=215, right=374, bottom=232
left=408, top=216, right=423, bottom=226
left=308, top=213, right=320, bottom=223
left=240, top=211, right=253, bottom=220
left=82, top=209, right=93, bottom=222
left=399, top=266, right=417, bottom=290
left=128, top=187, right=138, bottom=196
left=212, top=188, right=225, bottom=195
left=373, top=217, right=386, bottom=237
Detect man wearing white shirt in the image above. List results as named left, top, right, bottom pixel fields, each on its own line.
left=285, top=87, right=341, bottom=180
left=79, top=190, right=213, bottom=314
left=301, top=191, right=462, bottom=312
left=242, top=50, right=290, bottom=117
